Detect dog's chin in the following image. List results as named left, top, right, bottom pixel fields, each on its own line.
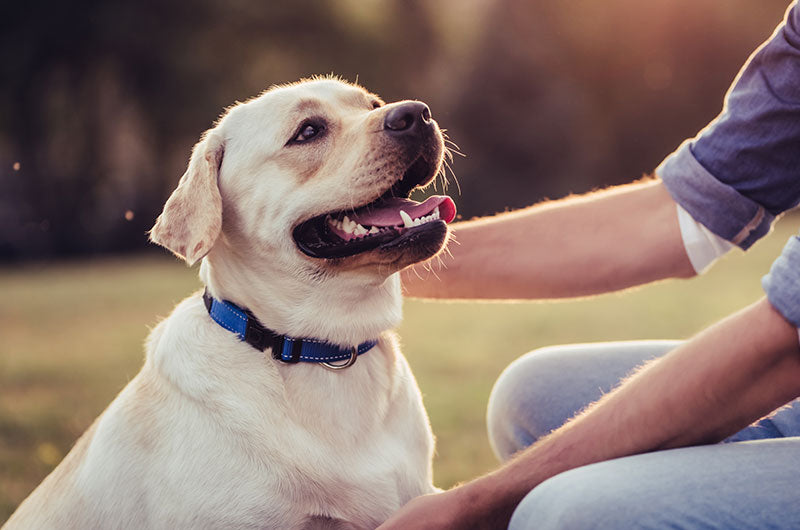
left=375, top=220, right=450, bottom=270
left=293, top=216, right=450, bottom=272
left=333, top=220, right=450, bottom=272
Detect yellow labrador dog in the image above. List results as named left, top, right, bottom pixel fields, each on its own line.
left=5, top=78, right=456, bottom=530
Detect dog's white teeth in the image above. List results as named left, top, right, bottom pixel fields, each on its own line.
left=400, top=210, right=414, bottom=228
left=433, top=207, right=440, bottom=220
left=340, top=216, right=356, bottom=234
left=354, top=223, right=368, bottom=236
left=369, top=226, right=379, bottom=234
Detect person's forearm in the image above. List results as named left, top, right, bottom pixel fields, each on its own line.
left=403, top=179, right=695, bottom=299
left=460, top=297, right=800, bottom=526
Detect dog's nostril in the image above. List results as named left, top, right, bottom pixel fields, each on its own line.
left=384, top=102, right=432, bottom=133
left=421, top=106, right=431, bottom=122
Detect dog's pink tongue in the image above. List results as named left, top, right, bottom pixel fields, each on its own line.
left=351, top=196, right=456, bottom=227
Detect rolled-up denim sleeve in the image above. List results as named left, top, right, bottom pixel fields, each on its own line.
left=658, top=1, right=800, bottom=249
left=657, top=2, right=800, bottom=325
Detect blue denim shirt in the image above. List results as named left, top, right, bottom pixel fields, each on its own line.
left=657, top=1, right=800, bottom=326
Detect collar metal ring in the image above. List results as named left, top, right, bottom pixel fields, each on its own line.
left=321, top=346, right=358, bottom=371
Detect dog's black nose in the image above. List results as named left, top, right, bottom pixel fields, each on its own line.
left=384, top=101, right=432, bottom=135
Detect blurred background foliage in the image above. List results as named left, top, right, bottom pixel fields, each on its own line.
left=0, top=0, right=793, bottom=260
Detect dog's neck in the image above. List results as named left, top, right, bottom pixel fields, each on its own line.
left=199, top=248, right=403, bottom=347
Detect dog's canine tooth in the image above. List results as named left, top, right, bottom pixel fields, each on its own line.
left=399, top=210, right=414, bottom=228
left=341, top=217, right=356, bottom=234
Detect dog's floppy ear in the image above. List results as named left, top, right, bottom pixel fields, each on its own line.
left=150, top=131, right=224, bottom=266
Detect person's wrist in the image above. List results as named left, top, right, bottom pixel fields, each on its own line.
left=452, top=476, right=516, bottom=529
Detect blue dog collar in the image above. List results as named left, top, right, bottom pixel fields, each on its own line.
left=202, top=289, right=377, bottom=367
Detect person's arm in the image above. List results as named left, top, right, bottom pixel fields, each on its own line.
left=403, top=179, right=696, bottom=300
left=379, top=296, right=800, bottom=529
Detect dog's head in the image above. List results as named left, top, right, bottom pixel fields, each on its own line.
left=150, top=78, right=455, bottom=279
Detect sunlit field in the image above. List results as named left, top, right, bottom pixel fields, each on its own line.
left=2, top=215, right=798, bottom=521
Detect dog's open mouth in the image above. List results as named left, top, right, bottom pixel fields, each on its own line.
left=293, top=158, right=456, bottom=259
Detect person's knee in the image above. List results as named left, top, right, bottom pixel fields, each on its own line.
left=509, top=453, right=711, bottom=530
left=509, top=464, right=644, bottom=530
left=487, top=347, right=571, bottom=461
left=508, top=471, right=581, bottom=530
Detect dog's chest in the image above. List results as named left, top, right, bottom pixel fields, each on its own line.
left=258, top=350, right=434, bottom=522
left=179, top=344, right=434, bottom=527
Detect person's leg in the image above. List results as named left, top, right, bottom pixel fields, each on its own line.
left=487, top=340, right=680, bottom=461
left=490, top=342, right=800, bottom=528
left=487, top=340, right=800, bottom=457
left=508, top=438, right=800, bottom=530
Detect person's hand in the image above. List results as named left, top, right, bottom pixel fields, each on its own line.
left=378, top=487, right=471, bottom=530
left=378, top=481, right=509, bottom=530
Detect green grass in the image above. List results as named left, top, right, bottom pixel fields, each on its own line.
left=1, top=216, right=798, bottom=521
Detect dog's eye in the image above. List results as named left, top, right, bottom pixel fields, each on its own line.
left=292, top=122, right=325, bottom=143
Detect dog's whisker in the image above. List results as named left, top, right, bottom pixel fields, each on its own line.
left=443, top=141, right=465, bottom=156
left=427, top=261, right=443, bottom=282
left=437, top=169, right=448, bottom=193
left=437, top=164, right=449, bottom=193
left=441, top=157, right=461, bottom=196
left=442, top=239, right=455, bottom=257
left=435, top=254, right=447, bottom=273
left=442, top=132, right=465, bottom=156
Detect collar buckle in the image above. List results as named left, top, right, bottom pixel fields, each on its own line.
left=321, top=346, right=359, bottom=371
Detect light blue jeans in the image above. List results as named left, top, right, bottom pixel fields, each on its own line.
left=487, top=341, right=800, bottom=529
